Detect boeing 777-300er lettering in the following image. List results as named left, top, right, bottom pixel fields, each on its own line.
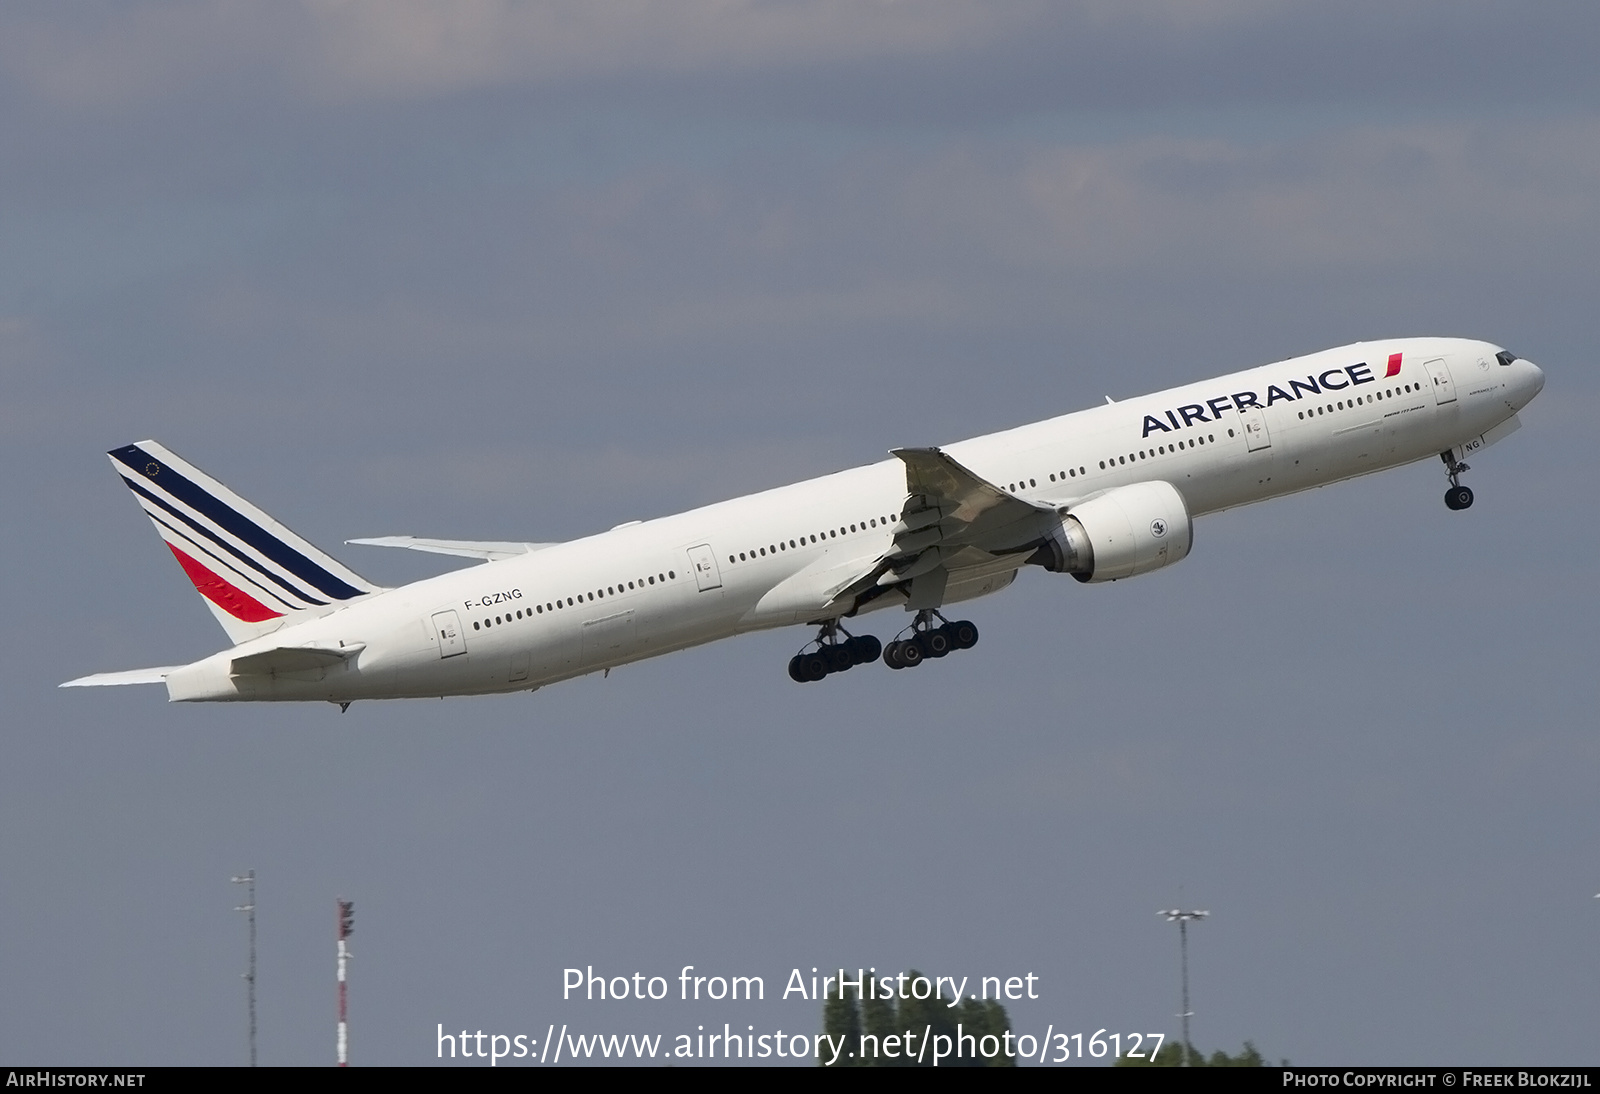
left=63, top=337, right=1543, bottom=707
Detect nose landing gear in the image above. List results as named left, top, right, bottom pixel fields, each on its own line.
left=1441, top=450, right=1474, bottom=511
left=788, top=620, right=882, bottom=683
left=883, top=610, right=979, bottom=670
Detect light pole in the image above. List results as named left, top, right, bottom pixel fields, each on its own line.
left=1159, top=908, right=1208, bottom=1066
left=231, top=871, right=257, bottom=1067
left=336, top=899, right=353, bottom=1067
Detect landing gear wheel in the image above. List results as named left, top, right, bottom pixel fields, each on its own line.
left=897, top=639, right=924, bottom=667
left=789, top=620, right=884, bottom=682
left=883, top=641, right=905, bottom=669
left=851, top=635, right=882, bottom=664
left=950, top=620, right=979, bottom=649
left=923, top=628, right=952, bottom=658
left=1440, top=450, right=1474, bottom=512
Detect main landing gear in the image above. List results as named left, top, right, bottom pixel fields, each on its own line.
left=882, top=610, right=979, bottom=670
left=1441, top=450, right=1475, bottom=511
left=788, top=620, right=882, bottom=683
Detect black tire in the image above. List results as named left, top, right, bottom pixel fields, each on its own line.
left=825, top=644, right=854, bottom=673
left=801, top=653, right=830, bottom=682
left=852, top=635, right=882, bottom=664
left=951, top=620, right=979, bottom=649
left=788, top=655, right=806, bottom=682
left=900, top=638, right=925, bottom=667
left=1446, top=485, right=1474, bottom=510
left=924, top=628, right=952, bottom=658
left=883, top=641, right=905, bottom=669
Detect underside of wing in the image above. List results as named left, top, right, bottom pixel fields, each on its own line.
left=830, top=447, right=1065, bottom=612
left=345, top=536, right=556, bottom=562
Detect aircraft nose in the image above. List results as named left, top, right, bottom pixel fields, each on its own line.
left=1527, top=359, right=1545, bottom=397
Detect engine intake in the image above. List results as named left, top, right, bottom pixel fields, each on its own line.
left=1031, top=480, right=1193, bottom=583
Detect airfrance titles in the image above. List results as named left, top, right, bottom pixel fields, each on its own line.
left=1141, top=362, right=1380, bottom=438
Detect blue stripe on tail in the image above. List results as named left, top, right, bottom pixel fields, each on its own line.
left=109, top=444, right=365, bottom=602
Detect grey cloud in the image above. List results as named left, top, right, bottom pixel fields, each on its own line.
left=4, top=1, right=1598, bottom=120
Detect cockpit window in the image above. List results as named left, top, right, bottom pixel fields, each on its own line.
left=1496, top=350, right=1518, bottom=366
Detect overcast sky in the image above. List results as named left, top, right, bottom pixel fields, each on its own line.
left=3, top=1, right=1597, bottom=1067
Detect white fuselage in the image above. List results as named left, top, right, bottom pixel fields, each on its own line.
left=163, top=337, right=1544, bottom=702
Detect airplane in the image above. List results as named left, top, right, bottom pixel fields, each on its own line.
left=62, top=337, right=1543, bottom=707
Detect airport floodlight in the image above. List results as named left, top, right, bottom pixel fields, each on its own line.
left=1158, top=908, right=1208, bottom=1065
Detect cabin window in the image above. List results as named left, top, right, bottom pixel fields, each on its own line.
left=473, top=621, right=480, bottom=630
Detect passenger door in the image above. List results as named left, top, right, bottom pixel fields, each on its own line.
left=1426, top=358, right=1457, bottom=405
left=1239, top=405, right=1272, bottom=452
left=431, top=610, right=466, bottom=658
left=686, top=543, right=723, bottom=591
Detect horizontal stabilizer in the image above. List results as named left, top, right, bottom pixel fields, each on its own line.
left=230, top=643, right=365, bottom=676
left=346, top=536, right=555, bottom=562
left=61, top=667, right=180, bottom=688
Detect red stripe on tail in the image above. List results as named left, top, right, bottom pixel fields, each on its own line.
left=1385, top=352, right=1403, bottom=377
left=166, top=544, right=283, bottom=622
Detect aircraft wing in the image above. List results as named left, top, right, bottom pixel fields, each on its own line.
left=831, top=447, right=1063, bottom=609
left=890, top=447, right=1058, bottom=556
left=346, top=536, right=556, bottom=562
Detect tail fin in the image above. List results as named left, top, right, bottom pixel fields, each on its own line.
left=108, top=441, right=380, bottom=643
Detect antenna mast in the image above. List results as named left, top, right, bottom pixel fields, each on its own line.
left=231, top=871, right=257, bottom=1067
left=337, top=899, right=354, bottom=1066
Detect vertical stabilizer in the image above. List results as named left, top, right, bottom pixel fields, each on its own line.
left=107, top=441, right=380, bottom=643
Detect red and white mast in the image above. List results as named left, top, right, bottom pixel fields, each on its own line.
left=336, top=899, right=354, bottom=1066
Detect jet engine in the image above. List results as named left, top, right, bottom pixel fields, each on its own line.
left=1030, top=480, right=1193, bottom=583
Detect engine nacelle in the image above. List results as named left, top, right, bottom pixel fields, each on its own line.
left=1031, top=480, right=1193, bottom=583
